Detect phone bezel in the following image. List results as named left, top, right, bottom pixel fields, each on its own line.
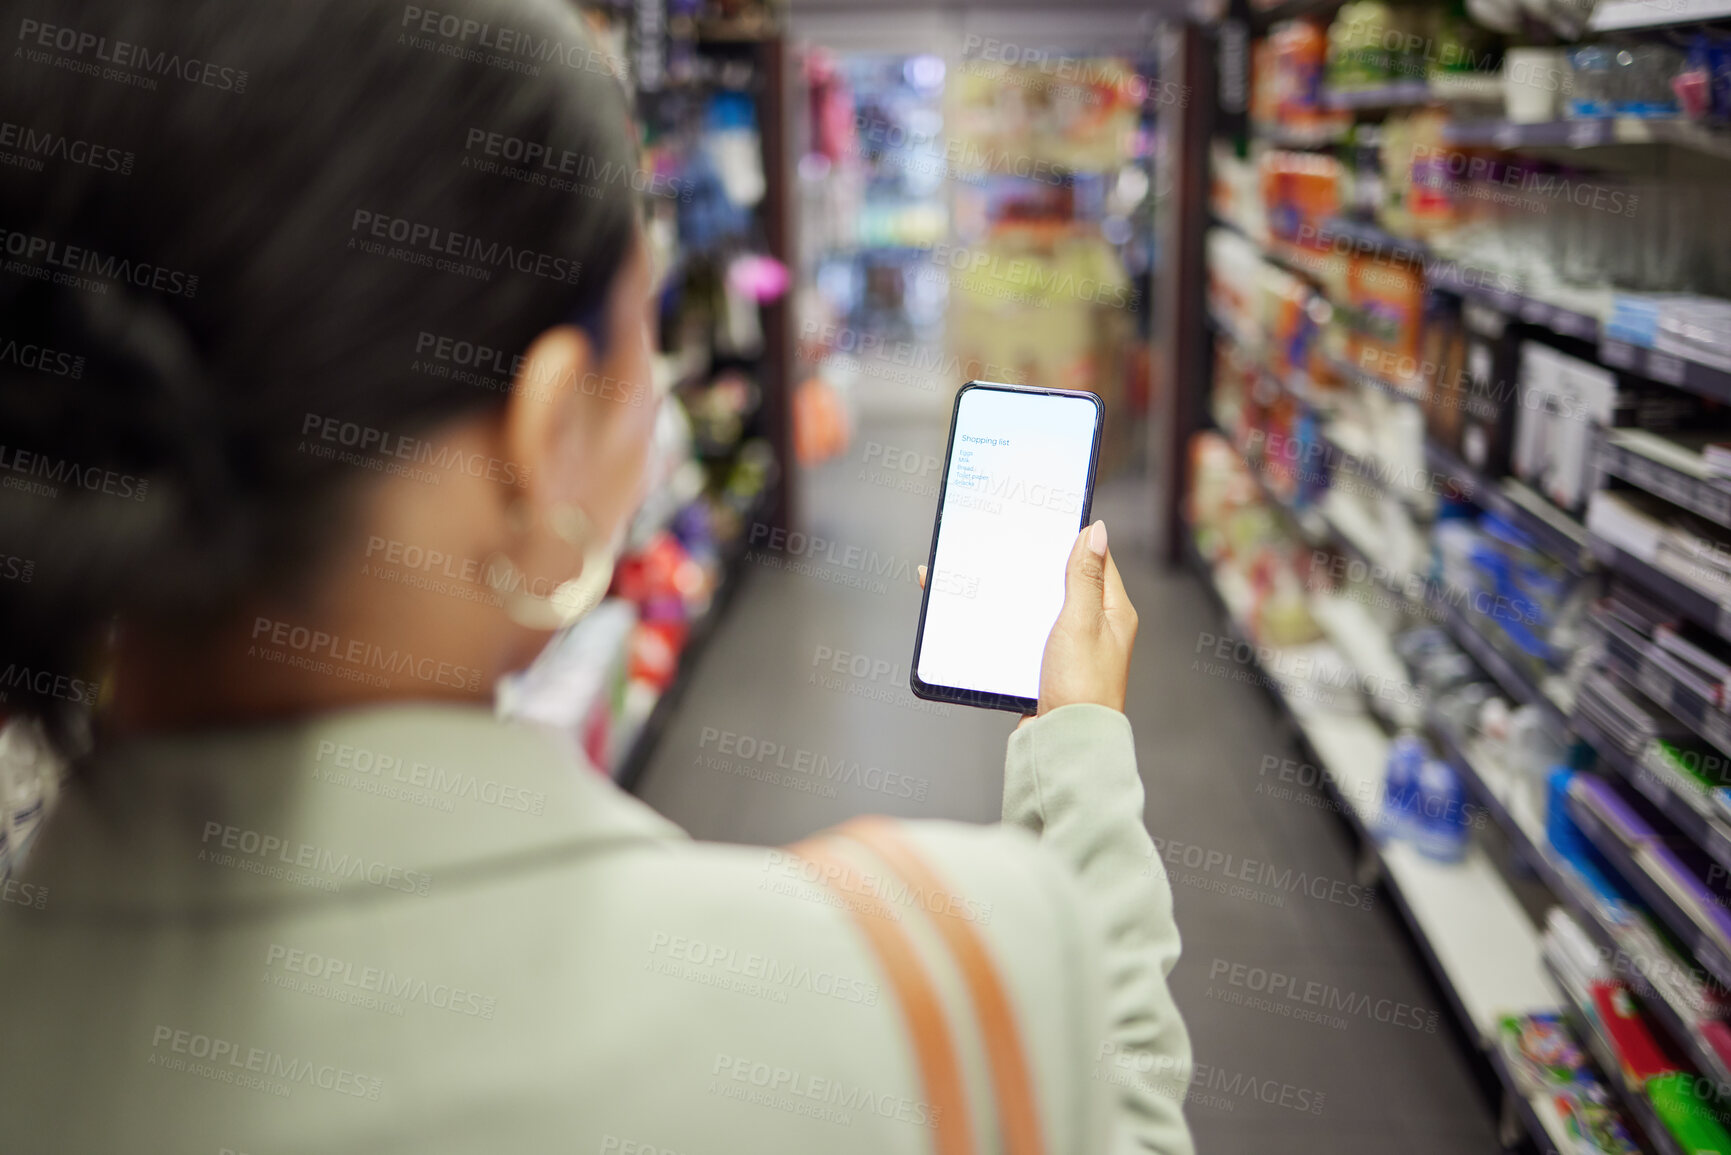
left=908, top=380, right=1104, bottom=715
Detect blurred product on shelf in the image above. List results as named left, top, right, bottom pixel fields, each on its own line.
left=1566, top=42, right=1685, bottom=119
left=793, top=374, right=851, bottom=465
left=1432, top=508, right=1588, bottom=682
left=1189, top=433, right=1327, bottom=649
left=1261, top=147, right=1342, bottom=244
left=1378, top=728, right=1472, bottom=860
left=1511, top=341, right=1618, bottom=514
left=947, top=55, right=1144, bottom=175
left=1497, top=1011, right=1643, bottom=1154
left=683, top=370, right=762, bottom=458
left=1253, top=18, right=1349, bottom=137
left=1590, top=487, right=1731, bottom=607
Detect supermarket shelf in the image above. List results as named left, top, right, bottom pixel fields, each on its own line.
left=1329, top=352, right=1429, bottom=406
left=1599, top=436, right=1731, bottom=530
left=1429, top=261, right=1604, bottom=344
left=1186, top=537, right=1562, bottom=1046
left=1206, top=309, right=1421, bottom=518
left=1207, top=306, right=1330, bottom=408
left=1248, top=122, right=1351, bottom=149
left=1431, top=720, right=1576, bottom=901
left=1424, top=439, right=1592, bottom=571
left=1592, top=0, right=1731, bottom=28
left=1446, top=118, right=1622, bottom=151
left=1469, top=741, right=1731, bottom=1103
left=1602, top=336, right=1731, bottom=406
left=1212, top=421, right=1334, bottom=547
left=1315, top=216, right=1429, bottom=261
left=1551, top=861, right=1731, bottom=1104
left=614, top=485, right=774, bottom=791
left=1573, top=710, right=1731, bottom=880
left=1445, top=116, right=1731, bottom=162
left=1240, top=214, right=1731, bottom=412
left=1593, top=539, right=1731, bottom=645
left=1564, top=785, right=1731, bottom=990
left=1314, top=216, right=1605, bottom=344
left=1592, top=608, right=1731, bottom=762
left=1322, top=81, right=1431, bottom=110
left=1616, top=949, right=1731, bottom=1122
left=1429, top=585, right=1573, bottom=735
left=1488, top=1048, right=1570, bottom=1155
left=1543, top=956, right=1690, bottom=1155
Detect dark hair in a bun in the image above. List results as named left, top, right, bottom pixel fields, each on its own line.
left=0, top=0, right=638, bottom=741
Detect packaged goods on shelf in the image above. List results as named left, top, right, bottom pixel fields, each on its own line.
left=1260, top=148, right=1342, bottom=244
left=1614, top=296, right=1731, bottom=371
left=1450, top=300, right=1522, bottom=477
left=1253, top=18, right=1351, bottom=137
left=947, top=56, right=1143, bottom=175
left=1379, top=730, right=1471, bottom=860
left=1417, top=626, right=1570, bottom=822
left=1325, top=0, right=1502, bottom=92
left=1497, top=1011, right=1643, bottom=1155
left=1189, top=432, right=1329, bottom=650
left=1568, top=773, right=1731, bottom=958
left=1432, top=509, right=1589, bottom=685
left=1590, top=489, right=1731, bottom=606
left=1210, top=142, right=1264, bottom=237
left=1565, top=42, right=1686, bottom=120
left=1344, top=245, right=1427, bottom=377
left=1206, top=225, right=1341, bottom=387
left=1540, top=911, right=1691, bottom=1155
left=1511, top=341, right=1621, bottom=515
left=1379, top=110, right=1457, bottom=244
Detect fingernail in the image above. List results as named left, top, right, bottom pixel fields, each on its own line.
left=1087, top=520, right=1107, bottom=557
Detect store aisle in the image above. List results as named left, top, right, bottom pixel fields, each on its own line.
left=635, top=411, right=1503, bottom=1152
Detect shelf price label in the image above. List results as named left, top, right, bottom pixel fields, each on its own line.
left=1718, top=599, right=1731, bottom=645
left=1494, top=125, right=1520, bottom=149
left=1567, top=121, right=1602, bottom=149
left=1602, top=339, right=1636, bottom=369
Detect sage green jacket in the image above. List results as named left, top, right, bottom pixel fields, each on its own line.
left=0, top=701, right=1193, bottom=1154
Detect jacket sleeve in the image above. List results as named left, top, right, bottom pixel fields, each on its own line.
left=1002, top=703, right=1195, bottom=1155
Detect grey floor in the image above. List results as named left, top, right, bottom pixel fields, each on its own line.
left=636, top=409, right=1503, bottom=1153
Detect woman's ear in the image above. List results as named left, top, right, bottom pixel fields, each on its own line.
left=500, top=324, right=593, bottom=512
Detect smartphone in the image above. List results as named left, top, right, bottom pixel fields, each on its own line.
left=910, top=381, right=1103, bottom=714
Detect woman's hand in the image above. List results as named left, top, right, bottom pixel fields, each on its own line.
left=916, top=519, right=1137, bottom=727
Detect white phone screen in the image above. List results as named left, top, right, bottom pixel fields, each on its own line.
left=916, top=386, right=1099, bottom=702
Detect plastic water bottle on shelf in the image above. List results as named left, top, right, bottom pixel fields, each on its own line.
left=1380, top=732, right=1428, bottom=843
left=1412, top=757, right=1470, bottom=863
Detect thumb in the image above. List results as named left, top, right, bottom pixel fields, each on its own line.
left=1063, top=520, right=1108, bottom=614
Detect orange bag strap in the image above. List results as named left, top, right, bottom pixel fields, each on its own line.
left=837, top=817, right=1046, bottom=1155
left=787, top=835, right=976, bottom=1155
